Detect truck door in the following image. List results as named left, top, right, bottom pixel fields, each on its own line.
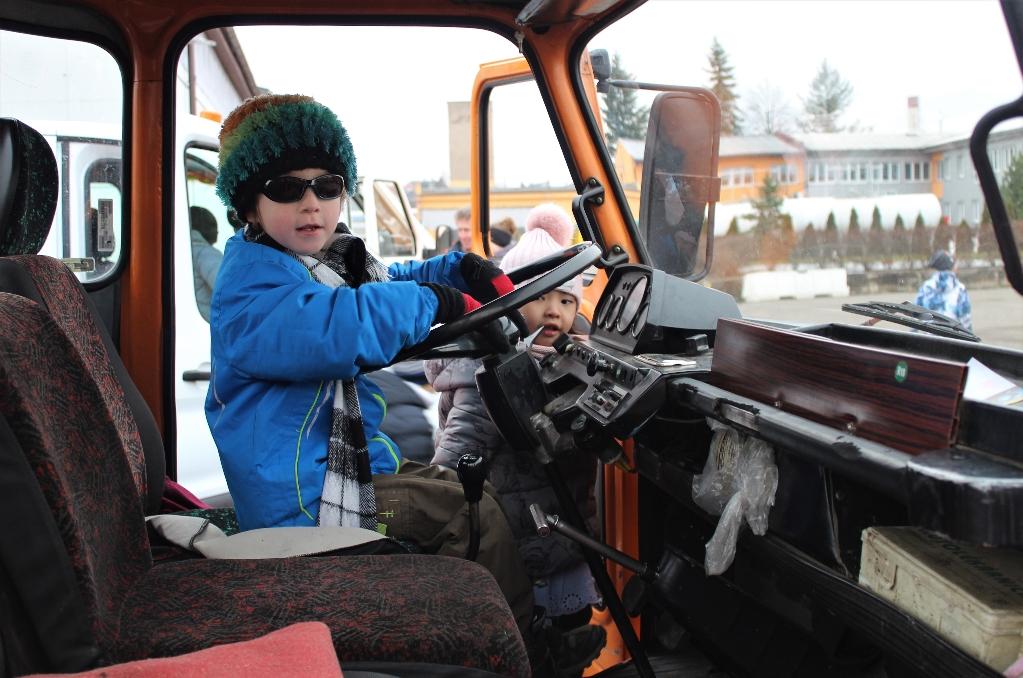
left=175, top=134, right=233, bottom=504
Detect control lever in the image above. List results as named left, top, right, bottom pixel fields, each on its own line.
left=529, top=505, right=651, bottom=579
left=456, top=453, right=487, bottom=561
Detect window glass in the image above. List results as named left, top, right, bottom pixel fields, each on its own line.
left=585, top=0, right=1020, bottom=347
left=485, top=80, right=576, bottom=247
left=184, top=146, right=233, bottom=323
left=0, top=30, right=123, bottom=282
left=346, top=196, right=367, bottom=239
left=374, top=180, right=416, bottom=257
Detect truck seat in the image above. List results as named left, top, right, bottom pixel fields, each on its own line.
left=0, top=118, right=529, bottom=677
left=0, top=117, right=164, bottom=514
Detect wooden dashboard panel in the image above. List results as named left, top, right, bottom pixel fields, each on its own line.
left=710, top=319, right=967, bottom=454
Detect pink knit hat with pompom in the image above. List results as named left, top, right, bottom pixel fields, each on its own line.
left=524, top=203, right=576, bottom=247
left=499, top=228, right=582, bottom=304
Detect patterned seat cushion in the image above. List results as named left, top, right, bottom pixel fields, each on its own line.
left=113, top=555, right=528, bottom=676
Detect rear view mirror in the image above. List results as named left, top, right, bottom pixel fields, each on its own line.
left=424, top=223, right=454, bottom=258
left=639, top=89, right=721, bottom=281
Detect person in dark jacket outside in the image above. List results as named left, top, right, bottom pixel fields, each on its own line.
left=426, top=225, right=605, bottom=676
left=205, top=93, right=532, bottom=631
left=488, top=222, right=514, bottom=265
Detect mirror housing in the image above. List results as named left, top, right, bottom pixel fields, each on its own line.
left=589, top=48, right=611, bottom=93
left=638, top=89, right=721, bottom=281
left=424, top=223, right=454, bottom=258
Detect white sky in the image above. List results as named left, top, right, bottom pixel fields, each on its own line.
left=235, top=0, right=1021, bottom=187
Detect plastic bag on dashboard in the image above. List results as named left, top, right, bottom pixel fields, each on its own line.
left=692, top=420, right=779, bottom=575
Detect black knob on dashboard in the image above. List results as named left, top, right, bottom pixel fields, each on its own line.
left=552, top=333, right=572, bottom=354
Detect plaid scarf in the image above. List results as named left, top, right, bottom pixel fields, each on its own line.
left=292, top=231, right=391, bottom=529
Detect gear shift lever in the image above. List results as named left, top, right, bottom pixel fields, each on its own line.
left=456, top=453, right=487, bottom=561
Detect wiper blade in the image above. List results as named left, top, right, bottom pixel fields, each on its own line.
left=841, top=301, right=980, bottom=342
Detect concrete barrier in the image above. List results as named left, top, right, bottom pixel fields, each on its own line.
left=741, top=268, right=849, bottom=302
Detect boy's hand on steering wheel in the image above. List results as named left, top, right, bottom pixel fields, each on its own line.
left=421, top=283, right=481, bottom=323
left=459, top=253, right=514, bottom=303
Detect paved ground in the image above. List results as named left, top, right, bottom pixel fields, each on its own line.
left=738, top=283, right=1023, bottom=349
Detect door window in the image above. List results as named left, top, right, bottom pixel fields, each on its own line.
left=0, top=29, right=123, bottom=282
left=184, top=146, right=234, bottom=322
left=374, top=180, right=416, bottom=257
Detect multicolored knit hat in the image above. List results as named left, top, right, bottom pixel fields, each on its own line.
left=215, top=94, right=358, bottom=214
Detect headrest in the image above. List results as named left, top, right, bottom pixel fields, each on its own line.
left=0, top=119, right=58, bottom=256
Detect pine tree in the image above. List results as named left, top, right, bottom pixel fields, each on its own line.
left=868, top=213, right=888, bottom=263
left=824, top=212, right=839, bottom=263
left=747, top=174, right=783, bottom=234
left=872, top=206, right=883, bottom=230
left=1002, top=153, right=1023, bottom=219
left=846, top=208, right=864, bottom=262
left=956, top=222, right=975, bottom=260
left=801, top=60, right=853, bottom=133
left=892, top=212, right=909, bottom=261
left=977, top=204, right=1000, bottom=260
left=706, top=38, right=742, bottom=135
left=601, top=53, right=649, bottom=155
left=934, top=220, right=954, bottom=254
left=800, top=223, right=819, bottom=263
left=727, top=216, right=739, bottom=236
left=911, top=213, right=931, bottom=263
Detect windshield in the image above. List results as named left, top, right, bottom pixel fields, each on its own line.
left=588, top=0, right=1023, bottom=349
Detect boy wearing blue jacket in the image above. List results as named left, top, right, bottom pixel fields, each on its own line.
left=205, top=93, right=530, bottom=629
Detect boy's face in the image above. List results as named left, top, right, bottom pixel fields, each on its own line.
left=246, top=167, right=342, bottom=255
left=521, top=289, right=578, bottom=346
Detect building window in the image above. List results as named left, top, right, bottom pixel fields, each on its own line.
left=957, top=154, right=965, bottom=178
left=923, top=162, right=930, bottom=180
left=971, top=200, right=980, bottom=223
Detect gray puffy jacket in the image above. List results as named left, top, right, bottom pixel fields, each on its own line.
left=425, top=355, right=596, bottom=579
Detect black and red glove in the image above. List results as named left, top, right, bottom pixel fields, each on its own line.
left=421, top=283, right=481, bottom=324
left=459, top=253, right=514, bottom=304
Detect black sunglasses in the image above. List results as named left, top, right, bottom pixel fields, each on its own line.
left=261, top=173, right=345, bottom=203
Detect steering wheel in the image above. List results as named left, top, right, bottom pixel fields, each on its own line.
left=386, top=242, right=603, bottom=366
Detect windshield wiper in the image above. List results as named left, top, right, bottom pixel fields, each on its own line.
left=841, top=301, right=980, bottom=342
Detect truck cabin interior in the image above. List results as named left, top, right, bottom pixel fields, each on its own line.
left=2, top=1, right=1023, bottom=677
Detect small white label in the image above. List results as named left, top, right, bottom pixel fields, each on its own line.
left=62, top=258, right=96, bottom=273
left=97, top=198, right=115, bottom=254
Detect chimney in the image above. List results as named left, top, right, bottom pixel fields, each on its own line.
left=907, top=96, right=920, bottom=136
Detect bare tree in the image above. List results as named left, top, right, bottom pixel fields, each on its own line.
left=745, top=81, right=796, bottom=135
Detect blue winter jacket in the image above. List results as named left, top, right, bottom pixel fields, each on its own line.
left=205, top=231, right=468, bottom=531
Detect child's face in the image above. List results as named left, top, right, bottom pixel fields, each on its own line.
left=246, top=168, right=342, bottom=255
left=521, top=289, right=578, bottom=346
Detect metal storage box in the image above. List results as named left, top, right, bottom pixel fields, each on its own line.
left=860, top=526, right=1023, bottom=672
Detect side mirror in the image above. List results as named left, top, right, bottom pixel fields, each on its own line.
left=638, top=89, right=721, bottom=281
left=434, top=224, right=454, bottom=254
left=589, top=49, right=611, bottom=93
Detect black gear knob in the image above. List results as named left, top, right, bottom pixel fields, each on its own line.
left=456, top=453, right=487, bottom=504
